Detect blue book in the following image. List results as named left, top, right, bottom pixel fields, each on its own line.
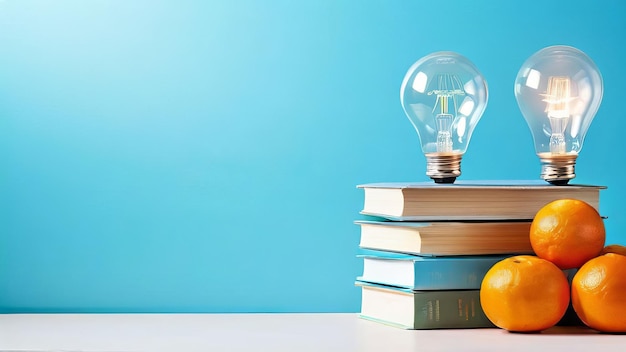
left=357, top=249, right=513, bottom=290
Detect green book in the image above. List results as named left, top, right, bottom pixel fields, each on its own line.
left=356, top=281, right=494, bottom=329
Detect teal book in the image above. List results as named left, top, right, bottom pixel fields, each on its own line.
left=356, top=281, right=494, bottom=330
left=357, top=249, right=512, bottom=290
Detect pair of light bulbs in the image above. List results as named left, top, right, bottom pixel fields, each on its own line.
left=400, top=45, right=603, bottom=185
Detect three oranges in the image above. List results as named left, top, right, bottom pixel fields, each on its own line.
left=480, top=198, right=625, bottom=333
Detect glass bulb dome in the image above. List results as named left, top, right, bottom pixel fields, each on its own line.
left=514, top=45, right=603, bottom=185
left=400, top=51, right=488, bottom=183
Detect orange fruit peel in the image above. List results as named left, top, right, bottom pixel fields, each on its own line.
left=600, top=244, right=626, bottom=256
left=529, top=199, right=605, bottom=269
left=480, top=255, right=570, bottom=332
left=572, top=253, right=626, bottom=333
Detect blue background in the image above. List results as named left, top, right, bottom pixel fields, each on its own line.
left=0, top=0, right=624, bottom=313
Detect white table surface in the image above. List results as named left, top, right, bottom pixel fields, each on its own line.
left=0, top=313, right=625, bottom=352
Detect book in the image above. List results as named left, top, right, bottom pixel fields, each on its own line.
left=357, top=180, right=605, bottom=221
left=557, top=268, right=585, bottom=327
left=356, top=281, right=494, bottom=329
left=356, top=220, right=534, bottom=256
left=357, top=249, right=512, bottom=290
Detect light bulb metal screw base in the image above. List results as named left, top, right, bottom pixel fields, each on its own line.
left=538, top=152, right=578, bottom=185
left=425, top=152, right=462, bottom=184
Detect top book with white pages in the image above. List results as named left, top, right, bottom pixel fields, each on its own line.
left=357, top=180, right=605, bottom=221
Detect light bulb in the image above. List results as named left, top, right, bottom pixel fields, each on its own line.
left=400, top=52, right=488, bottom=183
left=514, top=45, right=603, bottom=185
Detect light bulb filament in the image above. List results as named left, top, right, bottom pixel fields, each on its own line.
left=542, top=76, right=574, bottom=118
left=427, top=74, right=466, bottom=152
left=541, top=76, right=575, bottom=154
left=441, top=95, right=448, bottom=114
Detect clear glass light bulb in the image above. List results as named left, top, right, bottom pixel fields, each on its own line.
left=400, top=52, right=488, bottom=183
left=514, top=45, right=603, bottom=185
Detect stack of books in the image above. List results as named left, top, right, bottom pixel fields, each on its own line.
left=354, top=180, right=605, bottom=329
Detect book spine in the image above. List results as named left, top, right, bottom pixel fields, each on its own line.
left=413, top=290, right=494, bottom=329
left=412, top=257, right=505, bottom=290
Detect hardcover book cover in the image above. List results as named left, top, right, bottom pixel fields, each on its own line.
left=356, top=220, right=534, bottom=256
left=357, top=180, right=605, bottom=221
left=357, top=249, right=512, bottom=290
left=356, top=281, right=494, bottom=329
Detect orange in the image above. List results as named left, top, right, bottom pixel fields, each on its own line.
left=600, top=244, right=626, bottom=256
left=480, top=255, right=570, bottom=332
left=529, top=199, right=605, bottom=269
left=571, top=253, right=626, bottom=332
